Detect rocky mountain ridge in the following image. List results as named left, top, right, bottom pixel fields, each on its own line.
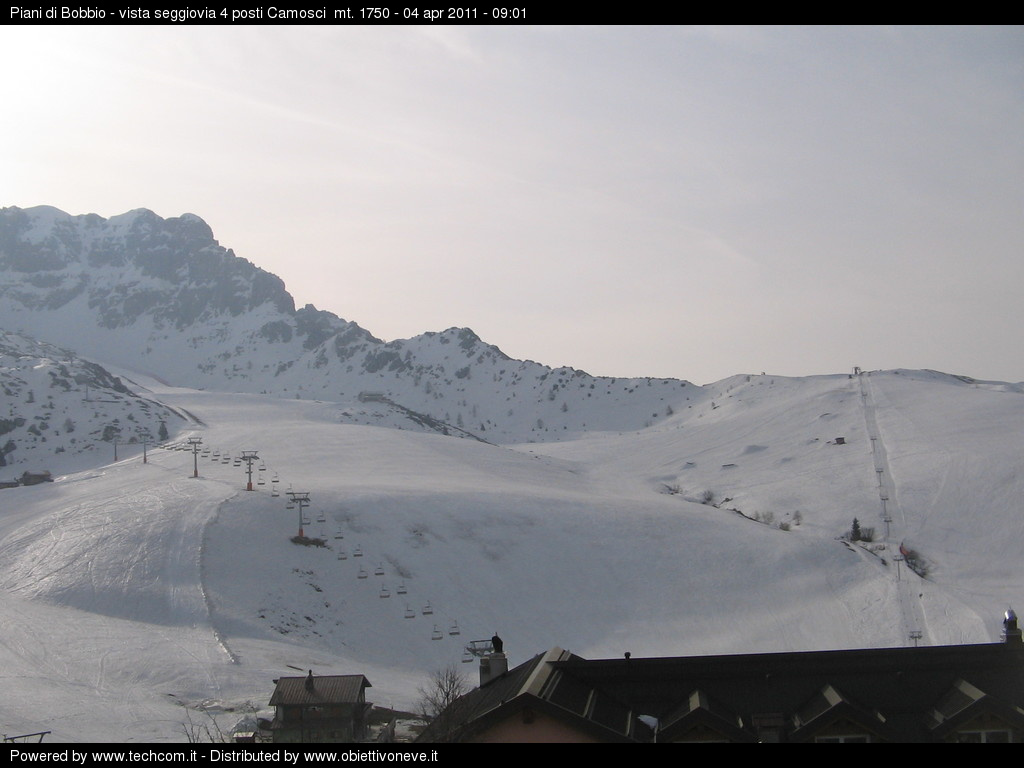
left=0, top=205, right=693, bottom=443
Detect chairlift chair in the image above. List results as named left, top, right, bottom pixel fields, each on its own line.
left=353, top=546, right=363, bottom=557
left=431, top=625, right=443, bottom=640
left=449, top=620, right=460, bottom=636
left=374, top=563, right=385, bottom=576
left=379, top=586, right=390, bottom=598
left=396, top=583, right=407, bottom=595
left=404, top=605, right=415, bottom=619
left=422, top=602, right=433, bottom=615
left=357, top=568, right=368, bottom=579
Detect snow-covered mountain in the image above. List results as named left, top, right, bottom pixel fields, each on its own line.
left=0, top=205, right=1021, bottom=743
left=0, top=329, right=189, bottom=476
left=0, top=205, right=690, bottom=443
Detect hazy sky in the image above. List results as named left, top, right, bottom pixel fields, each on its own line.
left=3, top=25, right=1022, bottom=384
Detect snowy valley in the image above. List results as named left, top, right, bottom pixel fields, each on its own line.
left=0, top=207, right=1021, bottom=742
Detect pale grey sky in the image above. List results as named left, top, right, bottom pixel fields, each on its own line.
left=3, top=25, right=1022, bottom=384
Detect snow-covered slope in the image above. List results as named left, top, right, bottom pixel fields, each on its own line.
left=0, top=204, right=1019, bottom=742
left=0, top=330, right=189, bottom=476
left=0, top=368, right=1019, bottom=742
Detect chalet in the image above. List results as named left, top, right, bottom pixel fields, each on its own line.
left=417, top=611, right=1024, bottom=743
left=268, top=671, right=372, bottom=743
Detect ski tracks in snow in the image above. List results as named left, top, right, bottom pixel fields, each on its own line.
left=0, top=450, right=242, bottom=738
left=858, top=373, right=931, bottom=646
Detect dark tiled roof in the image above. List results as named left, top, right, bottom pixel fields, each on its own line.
left=415, top=652, right=547, bottom=743
left=416, top=649, right=653, bottom=743
left=269, top=673, right=371, bottom=706
left=553, top=641, right=1024, bottom=742
left=420, top=640, right=1024, bottom=742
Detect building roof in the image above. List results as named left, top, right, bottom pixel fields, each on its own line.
left=552, top=640, right=1024, bottom=742
left=269, top=672, right=371, bottom=707
left=416, top=648, right=654, bottom=743
left=419, top=638, right=1024, bottom=742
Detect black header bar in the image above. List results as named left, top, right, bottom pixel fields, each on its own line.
left=7, top=4, right=561, bottom=24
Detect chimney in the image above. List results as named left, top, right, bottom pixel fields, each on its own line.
left=480, top=652, right=508, bottom=687
left=480, top=635, right=508, bottom=687
left=1004, top=609, right=1021, bottom=644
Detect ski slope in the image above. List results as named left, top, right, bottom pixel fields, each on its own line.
left=0, top=369, right=1019, bottom=742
